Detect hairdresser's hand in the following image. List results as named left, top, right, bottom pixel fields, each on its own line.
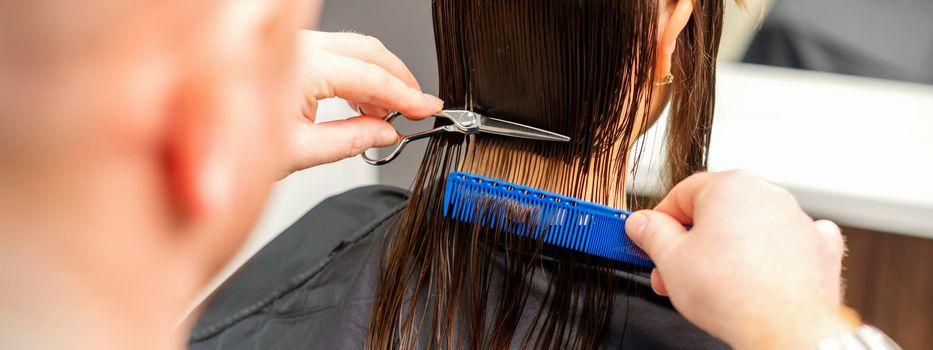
left=286, top=30, right=444, bottom=175
left=625, top=171, right=856, bottom=350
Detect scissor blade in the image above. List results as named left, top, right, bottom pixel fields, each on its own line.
left=478, top=117, right=571, bottom=142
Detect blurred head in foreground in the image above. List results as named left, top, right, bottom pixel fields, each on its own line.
left=0, top=0, right=317, bottom=348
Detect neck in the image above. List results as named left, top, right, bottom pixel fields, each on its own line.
left=0, top=246, right=191, bottom=350
left=1, top=227, right=203, bottom=350
left=0, top=160, right=200, bottom=350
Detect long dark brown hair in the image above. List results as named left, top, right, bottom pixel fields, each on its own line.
left=368, top=0, right=728, bottom=348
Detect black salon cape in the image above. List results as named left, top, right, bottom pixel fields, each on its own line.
left=188, top=186, right=728, bottom=349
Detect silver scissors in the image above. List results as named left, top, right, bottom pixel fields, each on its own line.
left=361, top=110, right=571, bottom=165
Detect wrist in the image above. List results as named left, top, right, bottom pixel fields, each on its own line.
left=731, top=304, right=860, bottom=350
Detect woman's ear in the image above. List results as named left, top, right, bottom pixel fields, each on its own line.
left=656, top=0, right=694, bottom=80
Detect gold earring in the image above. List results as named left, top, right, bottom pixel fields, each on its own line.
left=654, top=73, right=674, bottom=86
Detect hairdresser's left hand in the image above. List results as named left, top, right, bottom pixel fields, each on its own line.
left=285, top=30, right=444, bottom=176
left=624, top=171, right=851, bottom=350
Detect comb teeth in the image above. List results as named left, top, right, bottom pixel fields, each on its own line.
left=443, top=171, right=654, bottom=268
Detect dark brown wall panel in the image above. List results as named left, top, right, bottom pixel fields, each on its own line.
left=842, top=228, right=932, bottom=350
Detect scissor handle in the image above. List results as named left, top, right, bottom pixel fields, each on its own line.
left=360, top=111, right=454, bottom=166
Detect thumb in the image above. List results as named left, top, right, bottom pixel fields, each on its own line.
left=625, top=210, right=687, bottom=265
left=293, top=116, right=398, bottom=169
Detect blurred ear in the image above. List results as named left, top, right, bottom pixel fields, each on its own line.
left=163, top=82, right=233, bottom=223
left=162, top=0, right=302, bottom=224
left=306, top=0, right=323, bottom=29
left=265, top=0, right=310, bottom=40
left=656, top=0, right=694, bottom=80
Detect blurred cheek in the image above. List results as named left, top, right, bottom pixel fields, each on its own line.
left=175, top=0, right=302, bottom=274
left=212, top=49, right=293, bottom=262
left=233, top=11, right=298, bottom=183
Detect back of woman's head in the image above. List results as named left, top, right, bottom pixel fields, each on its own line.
left=369, top=0, right=730, bottom=348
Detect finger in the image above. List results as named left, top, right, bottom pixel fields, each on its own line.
left=345, top=101, right=389, bottom=119
left=293, top=116, right=399, bottom=168
left=653, top=172, right=715, bottom=225
left=307, top=31, right=422, bottom=90
left=650, top=269, right=669, bottom=296
left=357, top=104, right=390, bottom=118
left=311, top=51, right=443, bottom=119
left=814, top=219, right=841, bottom=237
left=814, top=219, right=845, bottom=259
left=625, top=210, right=687, bottom=266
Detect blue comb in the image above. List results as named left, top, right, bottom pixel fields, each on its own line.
left=442, top=171, right=654, bottom=268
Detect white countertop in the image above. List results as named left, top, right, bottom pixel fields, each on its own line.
left=631, top=63, right=933, bottom=239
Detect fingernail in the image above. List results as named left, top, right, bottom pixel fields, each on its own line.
left=424, top=94, right=444, bottom=110
left=378, top=129, right=398, bottom=145
left=626, top=212, right=648, bottom=240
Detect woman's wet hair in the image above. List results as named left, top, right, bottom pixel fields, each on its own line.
left=368, top=0, right=730, bottom=348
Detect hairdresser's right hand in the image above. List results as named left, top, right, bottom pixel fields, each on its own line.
left=625, top=171, right=856, bottom=350
left=285, top=30, right=444, bottom=177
